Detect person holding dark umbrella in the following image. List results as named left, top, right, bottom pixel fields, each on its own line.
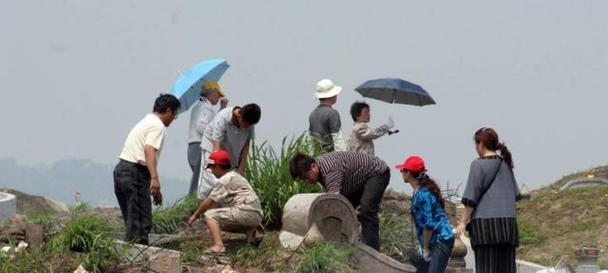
left=346, top=101, right=394, bottom=155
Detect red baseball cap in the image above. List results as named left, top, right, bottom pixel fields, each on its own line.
left=395, top=156, right=426, bottom=173
left=207, top=150, right=231, bottom=168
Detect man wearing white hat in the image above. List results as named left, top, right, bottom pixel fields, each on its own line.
left=309, top=79, right=345, bottom=153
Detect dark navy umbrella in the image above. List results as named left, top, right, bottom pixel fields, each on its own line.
left=355, top=78, right=436, bottom=106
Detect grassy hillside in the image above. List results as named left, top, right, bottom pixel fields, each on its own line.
left=517, top=165, right=608, bottom=268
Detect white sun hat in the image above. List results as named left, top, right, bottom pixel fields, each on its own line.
left=315, top=79, right=342, bottom=99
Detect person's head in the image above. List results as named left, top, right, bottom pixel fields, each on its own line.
left=289, top=153, right=320, bottom=184
left=206, top=150, right=232, bottom=178
left=235, top=103, right=261, bottom=129
left=350, top=102, right=370, bottom=123
left=153, top=94, right=181, bottom=127
left=201, top=81, right=225, bottom=105
left=395, top=155, right=446, bottom=208
left=474, top=127, right=514, bottom=169
left=315, top=79, right=341, bottom=105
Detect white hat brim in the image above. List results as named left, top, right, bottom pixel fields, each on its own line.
left=315, top=86, right=342, bottom=99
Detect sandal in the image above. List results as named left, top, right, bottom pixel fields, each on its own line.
left=203, top=248, right=226, bottom=255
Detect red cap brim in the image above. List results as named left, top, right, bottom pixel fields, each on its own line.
left=395, top=163, right=407, bottom=170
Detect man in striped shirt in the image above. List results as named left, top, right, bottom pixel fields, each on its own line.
left=290, top=151, right=390, bottom=250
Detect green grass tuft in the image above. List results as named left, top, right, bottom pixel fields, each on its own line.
left=245, top=134, right=323, bottom=229
left=294, top=243, right=357, bottom=273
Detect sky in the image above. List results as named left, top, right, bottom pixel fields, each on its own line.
left=1, top=0, right=607, bottom=198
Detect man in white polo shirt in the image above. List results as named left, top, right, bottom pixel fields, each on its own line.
left=114, top=94, right=180, bottom=245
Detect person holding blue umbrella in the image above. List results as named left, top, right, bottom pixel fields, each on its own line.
left=187, top=81, right=228, bottom=195
left=168, top=58, right=230, bottom=195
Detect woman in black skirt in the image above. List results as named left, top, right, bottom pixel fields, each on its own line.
left=454, top=127, right=521, bottom=273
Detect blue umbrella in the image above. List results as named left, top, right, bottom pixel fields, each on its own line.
left=170, top=59, right=229, bottom=114
left=354, top=78, right=436, bottom=106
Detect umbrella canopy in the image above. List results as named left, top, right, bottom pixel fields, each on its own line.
left=354, top=78, right=436, bottom=106
left=170, top=59, right=229, bottom=114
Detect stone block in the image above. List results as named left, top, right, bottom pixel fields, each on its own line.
left=24, top=224, right=44, bottom=246
left=148, top=251, right=181, bottom=273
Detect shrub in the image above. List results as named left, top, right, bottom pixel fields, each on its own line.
left=245, top=134, right=323, bottom=229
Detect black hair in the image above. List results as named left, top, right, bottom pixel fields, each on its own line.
left=289, top=152, right=315, bottom=179
left=350, top=102, right=369, bottom=122
left=153, top=94, right=181, bottom=113
left=474, top=127, right=514, bottom=169
left=241, top=103, right=261, bottom=124
left=412, top=172, right=446, bottom=209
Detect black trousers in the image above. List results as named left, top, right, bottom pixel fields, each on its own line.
left=113, top=159, right=152, bottom=245
left=473, top=243, right=517, bottom=273
left=346, top=170, right=390, bottom=250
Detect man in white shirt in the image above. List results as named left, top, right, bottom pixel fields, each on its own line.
left=114, top=94, right=180, bottom=245
left=187, top=81, right=228, bottom=195
left=197, top=103, right=261, bottom=199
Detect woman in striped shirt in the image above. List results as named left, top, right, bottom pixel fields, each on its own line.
left=396, top=155, right=454, bottom=273
left=454, top=127, right=521, bottom=273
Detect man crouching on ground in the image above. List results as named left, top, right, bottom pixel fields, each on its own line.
left=187, top=150, right=263, bottom=254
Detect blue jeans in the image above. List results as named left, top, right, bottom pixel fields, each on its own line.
left=410, top=238, right=455, bottom=273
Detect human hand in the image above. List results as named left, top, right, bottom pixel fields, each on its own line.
left=422, top=248, right=432, bottom=262
left=219, top=97, right=228, bottom=109
left=187, top=214, right=198, bottom=226
left=454, top=222, right=467, bottom=237
left=150, top=178, right=162, bottom=205
left=152, top=190, right=163, bottom=206
left=384, top=117, right=395, bottom=129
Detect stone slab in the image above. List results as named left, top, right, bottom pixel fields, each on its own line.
left=353, top=242, right=416, bottom=273
left=148, top=251, right=181, bottom=273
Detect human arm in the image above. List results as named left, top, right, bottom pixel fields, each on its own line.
left=187, top=198, right=217, bottom=225
left=323, top=170, right=343, bottom=194
left=422, top=229, right=433, bottom=261
left=144, top=145, right=162, bottom=206
left=328, top=109, right=345, bottom=151
left=237, top=138, right=251, bottom=175
left=353, top=122, right=391, bottom=141
left=455, top=161, right=483, bottom=236
left=213, top=141, right=222, bottom=152
left=210, top=110, right=229, bottom=151
left=454, top=205, right=474, bottom=237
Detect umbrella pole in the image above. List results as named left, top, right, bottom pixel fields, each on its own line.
left=388, top=102, right=400, bottom=136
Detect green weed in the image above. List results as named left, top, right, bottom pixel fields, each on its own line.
left=294, top=243, right=357, bottom=273
left=46, top=205, right=125, bottom=273
left=245, top=134, right=323, bottom=229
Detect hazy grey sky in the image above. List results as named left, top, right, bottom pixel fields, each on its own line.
left=1, top=1, right=607, bottom=196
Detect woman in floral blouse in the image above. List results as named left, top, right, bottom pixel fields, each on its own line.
left=396, top=155, right=454, bottom=273
left=346, top=102, right=394, bottom=155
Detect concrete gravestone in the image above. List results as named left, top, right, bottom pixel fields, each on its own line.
left=279, top=193, right=358, bottom=249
